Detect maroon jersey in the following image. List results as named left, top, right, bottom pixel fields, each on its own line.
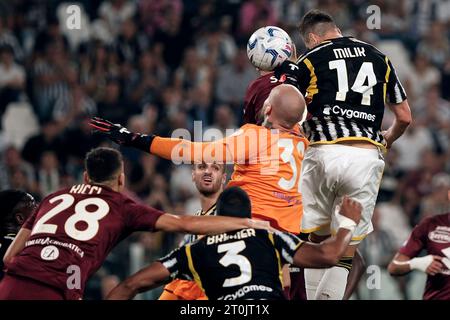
left=4, top=184, right=164, bottom=299
left=399, top=213, right=450, bottom=300
left=243, top=72, right=282, bottom=125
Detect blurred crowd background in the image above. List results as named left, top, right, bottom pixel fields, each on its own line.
left=0, top=0, right=449, bottom=299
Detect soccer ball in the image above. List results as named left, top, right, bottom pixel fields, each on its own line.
left=247, top=26, right=294, bottom=71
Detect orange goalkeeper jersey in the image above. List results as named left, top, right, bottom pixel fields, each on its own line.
left=150, top=123, right=309, bottom=233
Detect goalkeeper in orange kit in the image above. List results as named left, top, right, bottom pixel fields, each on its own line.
left=91, top=84, right=308, bottom=235
left=91, top=84, right=307, bottom=299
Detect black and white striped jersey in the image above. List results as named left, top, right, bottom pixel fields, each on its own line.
left=179, top=203, right=217, bottom=246
left=159, top=229, right=303, bottom=300
left=294, top=37, right=407, bottom=148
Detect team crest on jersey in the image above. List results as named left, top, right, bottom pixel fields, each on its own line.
left=41, top=245, right=60, bottom=261
left=428, top=226, right=450, bottom=244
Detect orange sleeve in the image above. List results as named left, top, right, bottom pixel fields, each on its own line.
left=149, top=132, right=251, bottom=164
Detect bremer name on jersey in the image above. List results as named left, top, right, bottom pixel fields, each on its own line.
left=399, top=213, right=450, bottom=300
left=159, top=228, right=303, bottom=300
left=4, top=184, right=164, bottom=299
left=295, top=37, right=407, bottom=148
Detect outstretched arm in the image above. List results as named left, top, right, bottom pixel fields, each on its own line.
left=155, top=213, right=272, bottom=235
left=89, top=117, right=253, bottom=163
left=107, top=245, right=193, bottom=300
left=293, top=229, right=353, bottom=268
left=149, top=136, right=248, bottom=164
left=106, top=262, right=170, bottom=300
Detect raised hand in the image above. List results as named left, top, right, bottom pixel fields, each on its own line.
left=89, top=117, right=135, bottom=145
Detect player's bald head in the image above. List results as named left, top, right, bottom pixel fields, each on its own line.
left=264, top=84, right=305, bottom=129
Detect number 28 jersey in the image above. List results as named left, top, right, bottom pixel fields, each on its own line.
left=159, top=228, right=303, bottom=300
left=295, top=36, right=407, bottom=148
left=5, top=184, right=164, bottom=299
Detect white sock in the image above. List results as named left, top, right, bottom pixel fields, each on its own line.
left=314, top=266, right=349, bottom=300
left=304, top=268, right=326, bottom=300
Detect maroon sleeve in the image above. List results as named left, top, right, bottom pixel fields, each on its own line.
left=124, top=198, right=165, bottom=231
left=398, top=218, right=430, bottom=258
left=243, top=82, right=257, bottom=124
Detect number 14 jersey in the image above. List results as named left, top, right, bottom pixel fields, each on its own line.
left=4, top=184, right=164, bottom=299
left=296, top=36, right=407, bottom=148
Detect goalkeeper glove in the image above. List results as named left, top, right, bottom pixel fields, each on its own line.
left=273, top=60, right=300, bottom=88
left=89, top=117, right=154, bottom=153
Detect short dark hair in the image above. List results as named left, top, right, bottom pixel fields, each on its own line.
left=299, top=9, right=336, bottom=38
left=85, top=147, right=123, bottom=183
left=216, top=186, right=251, bottom=218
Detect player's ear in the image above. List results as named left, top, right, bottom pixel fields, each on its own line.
left=118, top=172, right=125, bottom=190
left=15, top=213, right=24, bottom=225
left=83, top=171, right=90, bottom=184
left=306, top=33, right=318, bottom=48
left=265, top=104, right=272, bottom=117
left=221, top=172, right=227, bottom=185
left=288, top=43, right=297, bottom=62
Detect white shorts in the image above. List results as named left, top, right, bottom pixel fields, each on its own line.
left=300, top=144, right=385, bottom=244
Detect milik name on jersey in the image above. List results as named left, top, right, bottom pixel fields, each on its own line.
left=323, top=105, right=376, bottom=122
left=206, top=228, right=256, bottom=245
left=333, top=47, right=366, bottom=59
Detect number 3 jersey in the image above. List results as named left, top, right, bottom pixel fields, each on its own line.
left=159, top=228, right=303, bottom=300
left=295, top=36, right=407, bottom=148
left=4, top=184, right=164, bottom=299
